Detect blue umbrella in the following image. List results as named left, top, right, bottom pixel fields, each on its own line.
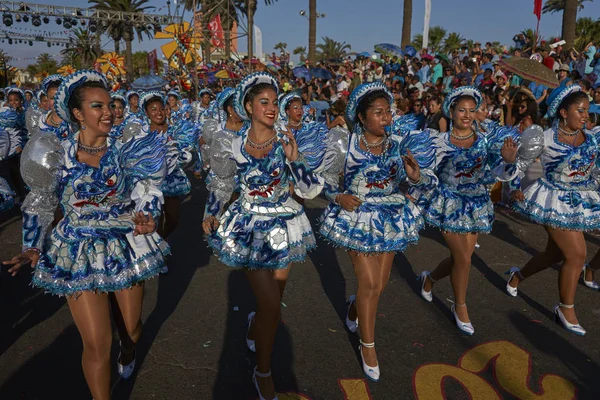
left=130, top=74, right=167, bottom=91
left=374, top=43, right=404, bottom=57
left=404, top=45, right=417, bottom=58
left=293, top=66, right=311, bottom=80
left=358, top=51, right=371, bottom=57
left=310, top=67, right=332, bottom=80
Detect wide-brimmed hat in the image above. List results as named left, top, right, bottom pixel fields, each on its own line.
left=442, top=86, right=483, bottom=118
left=54, top=70, right=108, bottom=123
left=233, top=72, right=279, bottom=121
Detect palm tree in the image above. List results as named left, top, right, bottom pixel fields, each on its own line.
left=443, top=32, right=465, bottom=53
left=428, top=26, right=447, bottom=53
left=293, top=46, right=307, bottom=61
left=543, top=0, right=593, bottom=49
left=401, top=0, right=412, bottom=47
left=411, top=34, right=423, bottom=50
left=274, top=42, right=288, bottom=54
left=89, top=0, right=154, bottom=80
left=233, top=0, right=278, bottom=66
left=574, top=17, right=600, bottom=51
left=61, top=28, right=101, bottom=69
left=316, top=37, right=351, bottom=60
left=0, top=50, right=14, bottom=86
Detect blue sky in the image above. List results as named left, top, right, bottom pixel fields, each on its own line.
left=2, top=0, right=600, bottom=68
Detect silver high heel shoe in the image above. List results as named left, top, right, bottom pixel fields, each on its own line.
left=252, top=367, right=279, bottom=400
left=505, top=267, right=522, bottom=297
left=418, top=271, right=435, bottom=302
left=554, top=303, right=586, bottom=336
left=246, top=311, right=256, bottom=352
left=451, top=303, right=474, bottom=336
left=345, top=295, right=359, bottom=333
left=117, top=341, right=136, bottom=379
left=359, top=340, right=380, bottom=382
left=581, top=265, right=600, bottom=290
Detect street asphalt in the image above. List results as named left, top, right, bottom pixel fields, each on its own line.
left=1, top=177, right=600, bottom=400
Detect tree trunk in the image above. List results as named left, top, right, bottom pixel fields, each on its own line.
left=308, top=0, right=316, bottom=65
left=125, top=39, right=133, bottom=82
left=225, top=28, right=232, bottom=60
left=114, top=39, right=121, bottom=54
left=401, top=0, right=412, bottom=47
left=562, top=0, right=578, bottom=50
left=247, top=0, right=256, bottom=71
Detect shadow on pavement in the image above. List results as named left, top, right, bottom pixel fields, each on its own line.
left=212, top=269, right=299, bottom=399
left=510, top=311, right=600, bottom=399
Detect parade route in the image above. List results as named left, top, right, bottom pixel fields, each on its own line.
left=1, top=178, right=600, bottom=400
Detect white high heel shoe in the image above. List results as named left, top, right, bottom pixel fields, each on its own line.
left=359, top=340, right=380, bottom=382
left=345, top=295, right=359, bottom=333
left=246, top=312, right=256, bottom=352
left=252, top=367, right=279, bottom=400
left=505, top=267, right=522, bottom=297
left=581, top=265, right=600, bottom=290
left=418, top=271, right=435, bottom=302
left=554, top=303, right=586, bottom=336
left=451, top=303, right=474, bottom=336
left=117, top=341, right=136, bottom=379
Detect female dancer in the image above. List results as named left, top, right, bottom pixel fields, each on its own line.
left=37, top=75, right=71, bottom=140
left=202, top=72, right=325, bottom=400
left=507, top=85, right=598, bottom=335
left=125, top=90, right=144, bottom=120
left=141, top=91, right=198, bottom=273
left=3, top=70, right=168, bottom=400
left=111, top=93, right=127, bottom=126
left=419, top=86, right=518, bottom=335
left=320, top=82, right=435, bottom=381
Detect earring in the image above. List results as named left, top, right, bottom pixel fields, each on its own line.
left=81, top=124, right=86, bottom=131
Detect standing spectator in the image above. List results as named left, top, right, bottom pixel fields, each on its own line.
left=557, top=64, right=572, bottom=86
left=585, top=41, right=597, bottom=74
left=475, top=53, right=493, bottom=86
left=407, top=99, right=426, bottom=129
left=478, top=69, right=495, bottom=92
left=418, top=58, right=431, bottom=85
left=528, top=81, right=549, bottom=109
left=442, top=67, right=455, bottom=94
left=590, top=86, right=600, bottom=114
left=425, top=95, right=448, bottom=132
left=430, top=58, right=443, bottom=87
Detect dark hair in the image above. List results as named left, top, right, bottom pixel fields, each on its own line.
left=67, top=81, right=107, bottom=122
left=285, top=96, right=302, bottom=111
left=515, top=96, right=540, bottom=125
left=356, top=90, right=390, bottom=123
left=46, top=80, right=62, bottom=92
left=223, top=95, right=235, bottom=114
left=143, top=96, right=164, bottom=112
left=589, top=113, right=600, bottom=127
left=244, top=82, right=277, bottom=109
left=113, top=98, right=126, bottom=108
left=557, top=91, right=589, bottom=117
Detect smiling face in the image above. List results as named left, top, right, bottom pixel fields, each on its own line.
left=129, top=94, right=139, bottom=108
left=39, top=95, right=49, bottom=111
left=286, top=98, right=303, bottom=125
left=167, top=95, right=178, bottom=107
left=359, top=97, right=391, bottom=138
left=145, top=99, right=166, bottom=125
left=560, top=98, right=590, bottom=131
left=246, top=87, right=278, bottom=128
left=451, top=97, right=478, bottom=130
left=7, top=93, right=23, bottom=110
left=72, top=87, right=114, bottom=136
left=201, top=93, right=211, bottom=106
left=25, top=92, right=33, bottom=102
left=47, top=87, right=58, bottom=111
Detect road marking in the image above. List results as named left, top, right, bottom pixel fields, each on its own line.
left=338, top=379, right=373, bottom=400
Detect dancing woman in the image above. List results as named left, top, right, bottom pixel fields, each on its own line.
left=124, top=90, right=145, bottom=120
left=3, top=70, right=168, bottom=400
left=418, top=86, right=518, bottom=335
left=202, top=72, right=326, bottom=400
left=36, top=75, right=71, bottom=140
left=320, top=82, right=436, bottom=381
left=507, top=85, right=598, bottom=336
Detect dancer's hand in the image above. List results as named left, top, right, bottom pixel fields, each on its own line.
left=194, top=171, right=202, bottom=180
left=501, top=137, right=518, bottom=163
left=402, top=150, right=421, bottom=183
left=133, top=212, right=156, bottom=236
left=510, top=190, right=525, bottom=203
left=280, top=128, right=299, bottom=162
left=3, top=249, right=40, bottom=276
left=337, top=194, right=362, bottom=212
left=202, top=216, right=219, bottom=234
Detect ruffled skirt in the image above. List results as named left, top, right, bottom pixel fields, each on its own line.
left=32, top=229, right=170, bottom=296
left=319, top=199, right=424, bottom=253
left=208, top=200, right=315, bottom=269
left=416, top=186, right=494, bottom=234
left=161, top=168, right=191, bottom=197
left=513, top=179, right=600, bottom=231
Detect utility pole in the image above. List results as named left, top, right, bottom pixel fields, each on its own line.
left=247, top=0, right=255, bottom=71
left=308, top=0, right=316, bottom=64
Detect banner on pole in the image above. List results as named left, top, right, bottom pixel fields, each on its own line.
left=148, top=49, right=158, bottom=74
left=208, top=14, right=225, bottom=49
left=254, top=25, right=263, bottom=60
left=534, top=0, right=542, bottom=21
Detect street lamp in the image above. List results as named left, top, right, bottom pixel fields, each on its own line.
left=299, top=10, right=325, bottom=19
left=299, top=8, right=325, bottom=65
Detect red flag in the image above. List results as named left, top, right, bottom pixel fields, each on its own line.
left=534, top=0, right=542, bottom=21
left=148, top=49, right=158, bottom=73
left=208, top=14, right=225, bottom=49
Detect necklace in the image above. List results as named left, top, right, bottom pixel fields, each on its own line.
left=287, top=122, right=302, bottom=129
left=450, top=129, right=475, bottom=141
left=78, top=140, right=108, bottom=155
left=558, top=125, right=580, bottom=137
left=247, top=131, right=278, bottom=150
left=360, top=133, right=389, bottom=155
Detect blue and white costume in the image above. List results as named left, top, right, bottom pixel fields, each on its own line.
left=319, top=83, right=436, bottom=253
left=124, top=91, right=145, bottom=120
left=204, top=73, right=327, bottom=269
left=0, top=121, right=22, bottom=211
left=35, top=76, right=72, bottom=140
left=512, top=85, right=600, bottom=230
left=414, top=87, right=518, bottom=234
left=20, top=70, right=169, bottom=296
